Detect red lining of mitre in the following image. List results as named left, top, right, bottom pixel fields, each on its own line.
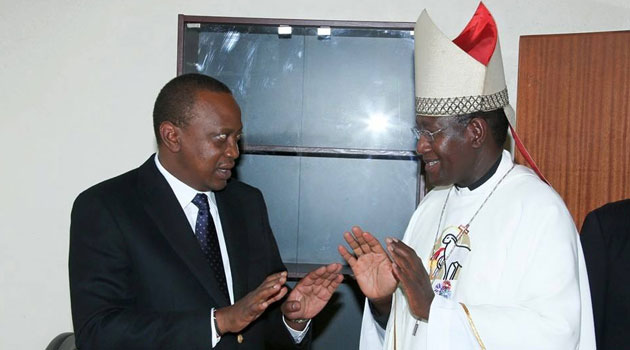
left=510, top=126, right=550, bottom=185
left=452, top=2, right=497, bottom=66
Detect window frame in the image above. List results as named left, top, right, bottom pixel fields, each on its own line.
left=177, top=15, right=425, bottom=276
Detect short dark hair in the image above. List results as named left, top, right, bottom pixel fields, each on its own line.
left=153, top=74, right=232, bottom=144
left=453, top=108, right=509, bottom=148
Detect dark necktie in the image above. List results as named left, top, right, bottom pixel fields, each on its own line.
left=192, top=193, right=229, bottom=300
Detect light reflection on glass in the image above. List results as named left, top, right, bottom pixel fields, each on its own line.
left=366, top=113, right=390, bottom=133
left=222, top=31, right=240, bottom=52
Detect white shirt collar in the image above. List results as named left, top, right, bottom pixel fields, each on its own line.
left=154, top=154, right=217, bottom=209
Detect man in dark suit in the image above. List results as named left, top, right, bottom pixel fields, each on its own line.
left=69, top=74, right=343, bottom=349
left=580, top=199, right=630, bottom=350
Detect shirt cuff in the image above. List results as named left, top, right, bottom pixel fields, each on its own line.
left=283, top=316, right=311, bottom=343
left=211, top=308, right=221, bottom=348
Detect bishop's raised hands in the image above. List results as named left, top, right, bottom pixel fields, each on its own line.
left=338, top=226, right=397, bottom=306
left=387, top=238, right=434, bottom=320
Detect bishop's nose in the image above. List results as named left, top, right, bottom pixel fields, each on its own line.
left=415, top=135, right=432, bottom=157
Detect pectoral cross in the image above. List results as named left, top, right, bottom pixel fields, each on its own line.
left=458, top=224, right=470, bottom=236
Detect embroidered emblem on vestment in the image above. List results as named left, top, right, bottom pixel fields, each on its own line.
left=429, top=225, right=471, bottom=298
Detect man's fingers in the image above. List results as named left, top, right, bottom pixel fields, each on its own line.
left=253, top=272, right=289, bottom=301
left=303, top=264, right=328, bottom=282
left=247, top=284, right=286, bottom=316
left=265, top=270, right=288, bottom=283
left=227, top=272, right=289, bottom=334
left=320, top=274, right=337, bottom=288
left=258, top=277, right=285, bottom=293
left=318, top=263, right=341, bottom=279
left=300, top=263, right=342, bottom=289
left=282, top=300, right=302, bottom=315
left=267, top=286, right=288, bottom=304
left=260, top=271, right=288, bottom=286
left=255, top=283, right=283, bottom=303
left=311, top=266, right=343, bottom=292
left=245, top=297, right=270, bottom=315
left=311, top=264, right=328, bottom=277
left=327, top=274, right=344, bottom=292
left=326, top=262, right=342, bottom=273
left=324, top=266, right=343, bottom=283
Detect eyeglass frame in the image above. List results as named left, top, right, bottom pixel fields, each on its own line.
left=411, top=114, right=476, bottom=142
left=411, top=126, right=448, bottom=142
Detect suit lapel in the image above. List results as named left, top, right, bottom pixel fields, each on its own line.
left=216, top=188, right=250, bottom=300
left=137, top=156, right=230, bottom=307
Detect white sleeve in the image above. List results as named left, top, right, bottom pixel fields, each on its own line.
left=359, top=298, right=386, bottom=350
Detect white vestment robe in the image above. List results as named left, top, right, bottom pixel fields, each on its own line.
left=360, top=150, right=596, bottom=350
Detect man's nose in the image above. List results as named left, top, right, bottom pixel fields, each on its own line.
left=225, top=138, right=240, bottom=159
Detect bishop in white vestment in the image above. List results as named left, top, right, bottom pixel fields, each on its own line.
left=359, top=150, right=595, bottom=349
left=340, top=3, right=596, bottom=349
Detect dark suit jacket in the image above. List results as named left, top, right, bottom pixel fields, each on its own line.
left=580, top=199, right=630, bottom=350
left=69, top=155, right=308, bottom=350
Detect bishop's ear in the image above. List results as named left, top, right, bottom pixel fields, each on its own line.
left=467, top=117, right=488, bottom=149
left=159, top=121, right=182, bottom=152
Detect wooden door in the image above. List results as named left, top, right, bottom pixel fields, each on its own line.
left=516, top=31, right=630, bottom=229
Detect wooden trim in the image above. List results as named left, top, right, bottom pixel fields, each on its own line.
left=520, top=29, right=630, bottom=40
left=178, top=15, right=414, bottom=29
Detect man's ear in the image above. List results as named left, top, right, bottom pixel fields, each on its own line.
left=159, top=121, right=182, bottom=152
left=467, top=117, right=488, bottom=149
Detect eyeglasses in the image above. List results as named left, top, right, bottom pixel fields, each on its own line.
left=411, top=126, right=448, bottom=142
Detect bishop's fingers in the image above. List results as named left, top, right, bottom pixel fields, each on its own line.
left=338, top=244, right=358, bottom=267
left=343, top=230, right=365, bottom=257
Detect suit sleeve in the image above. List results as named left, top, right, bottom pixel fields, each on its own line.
left=580, top=210, right=608, bottom=348
left=69, top=190, right=212, bottom=350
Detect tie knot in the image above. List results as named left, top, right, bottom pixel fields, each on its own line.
left=192, top=193, right=209, bottom=210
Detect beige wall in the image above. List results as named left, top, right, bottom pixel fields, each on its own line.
left=1, top=0, right=628, bottom=348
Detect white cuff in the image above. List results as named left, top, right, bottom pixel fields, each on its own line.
left=211, top=308, right=221, bottom=348
left=283, top=316, right=311, bottom=343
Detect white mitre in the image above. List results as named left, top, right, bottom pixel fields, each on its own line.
left=414, top=2, right=515, bottom=126
left=414, top=2, right=548, bottom=183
